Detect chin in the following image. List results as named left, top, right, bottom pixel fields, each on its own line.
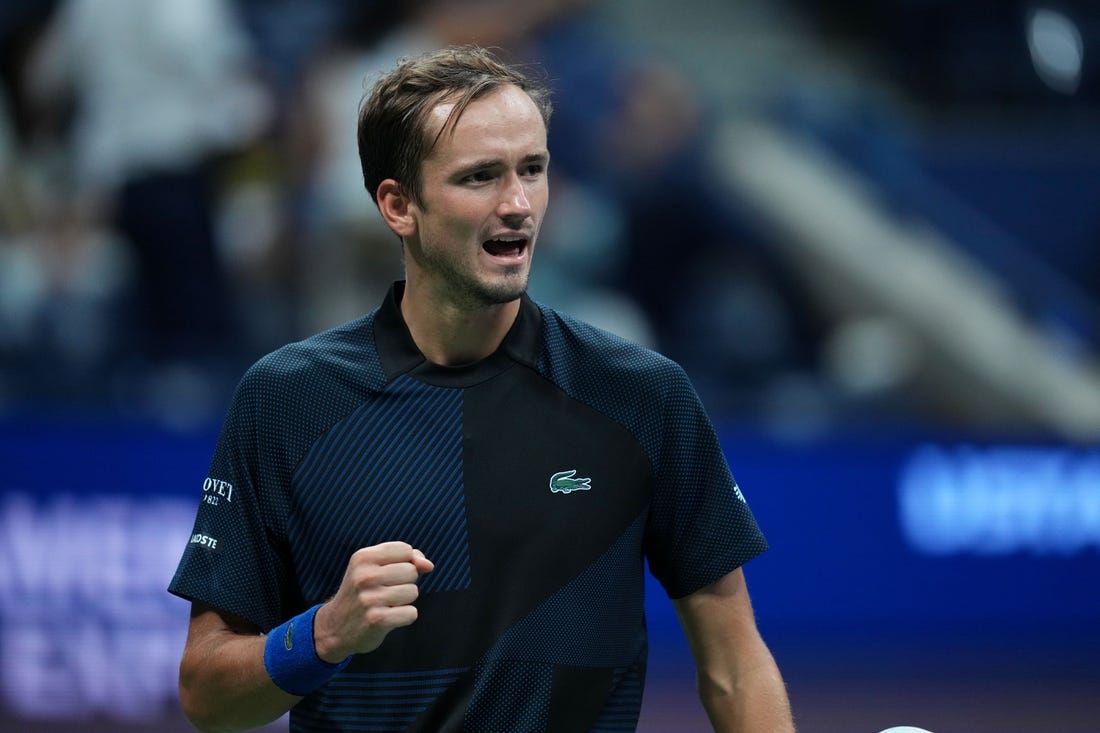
left=480, top=283, right=527, bottom=306
left=476, top=272, right=529, bottom=305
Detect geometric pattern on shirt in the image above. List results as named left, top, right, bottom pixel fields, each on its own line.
left=591, top=665, right=645, bottom=733
left=292, top=374, right=470, bottom=597
left=482, top=512, right=647, bottom=667
left=291, top=667, right=467, bottom=733
left=464, top=660, right=551, bottom=733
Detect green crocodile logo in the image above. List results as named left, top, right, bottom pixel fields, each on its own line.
left=549, top=469, right=591, bottom=494
left=284, top=622, right=294, bottom=650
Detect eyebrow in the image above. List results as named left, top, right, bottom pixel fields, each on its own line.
left=456, top=152, right=550, bottom=171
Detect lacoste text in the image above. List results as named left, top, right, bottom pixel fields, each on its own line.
left=190, top=533, right=219, bottom=549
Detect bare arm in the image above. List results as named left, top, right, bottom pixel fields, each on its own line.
left=178, top=603, right=297, bottom=733
left=673, top=567, right=795, bottom=733
left=178, top=542, right=433, bottom=733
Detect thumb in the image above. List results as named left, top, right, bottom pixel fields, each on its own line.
left=412, top=548, right=435, bottom=573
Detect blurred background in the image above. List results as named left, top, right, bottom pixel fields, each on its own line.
left=1, top=0, right=1098, bottom=731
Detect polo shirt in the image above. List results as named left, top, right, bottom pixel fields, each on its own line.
left=170, top=282, right=767, bottom=732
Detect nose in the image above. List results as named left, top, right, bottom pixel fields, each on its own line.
left=497, top=173, right=533, bottom=223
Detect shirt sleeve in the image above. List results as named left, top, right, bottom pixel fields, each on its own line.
left=167, top=365, right=294, bottom=632
left=643, top=365, right=768, bottom=599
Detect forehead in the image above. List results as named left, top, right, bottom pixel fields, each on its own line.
left=424, top=85, right=547, bottom=165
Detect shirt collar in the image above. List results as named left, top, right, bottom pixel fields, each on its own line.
left=374, top=281, right=543, bottom=387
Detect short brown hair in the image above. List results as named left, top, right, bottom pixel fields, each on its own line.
left=357, top=45, right=553, bottom=207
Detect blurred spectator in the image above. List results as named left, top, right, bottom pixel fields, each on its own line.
left=21, top=0, right=274, bottom=414
left=519, top=7, right=826, bottom=408
left=2, top=0, right=827, bottom=422
left=0, top=1, right=133, bottom=406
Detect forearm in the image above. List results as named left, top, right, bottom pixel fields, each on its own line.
left=177, top=544, right=432, bottom=732
left=696, top=639, right=795, bottom=733
left=179, top=630, right=300, bottom=733
left=673, top=569, right=795, bottom=733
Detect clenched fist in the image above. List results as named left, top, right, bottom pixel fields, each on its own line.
left=312, top=542, right=434, bottom=662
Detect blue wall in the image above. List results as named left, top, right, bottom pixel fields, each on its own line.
left=1, top=417, right=1097, bottom=730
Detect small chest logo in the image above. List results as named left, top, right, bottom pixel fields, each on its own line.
left=549, top=469, right=591, bottom=494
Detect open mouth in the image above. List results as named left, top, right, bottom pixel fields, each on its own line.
left=482, top=236, right=528, bottom=258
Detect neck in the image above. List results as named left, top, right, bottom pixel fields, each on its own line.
left=399, top=280, right=521, bottom=366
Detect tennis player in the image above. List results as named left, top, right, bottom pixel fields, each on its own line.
left=169, top=45, right=794, bottom=733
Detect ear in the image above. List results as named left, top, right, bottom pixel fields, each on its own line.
left=376, top=179, right=417, bottom=238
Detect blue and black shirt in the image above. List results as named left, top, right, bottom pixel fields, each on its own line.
left=170, top=281, right=767, bottom=732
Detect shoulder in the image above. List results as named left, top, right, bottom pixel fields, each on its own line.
left=538, top=304, right=686, bottom=379
left=536, top=305, right=693, bottom=402
left=233, top=313, right=383, bottom=412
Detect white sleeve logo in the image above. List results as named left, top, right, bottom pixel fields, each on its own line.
left=202, top=477, right=234, bottom=507
left=190, top=533, right=219, bottom=550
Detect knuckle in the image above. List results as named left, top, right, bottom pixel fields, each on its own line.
left=357, top=588, right=379, bottom=609
left=365, top=607, right=389, bottom=628
left=349, top=547, right=373, bottom=564
left=352, top=565, right=382, bottom=589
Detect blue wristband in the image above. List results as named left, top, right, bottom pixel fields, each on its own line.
left=263, top=604, right=351, bottom=696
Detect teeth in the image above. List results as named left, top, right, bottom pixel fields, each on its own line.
left=491, top=236, right=524, bottom=242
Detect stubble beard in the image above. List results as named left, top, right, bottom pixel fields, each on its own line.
left=422, top=248, right=530, bottom=310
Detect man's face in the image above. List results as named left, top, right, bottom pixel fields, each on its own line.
left=405, top=84, right=549, bottom=308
